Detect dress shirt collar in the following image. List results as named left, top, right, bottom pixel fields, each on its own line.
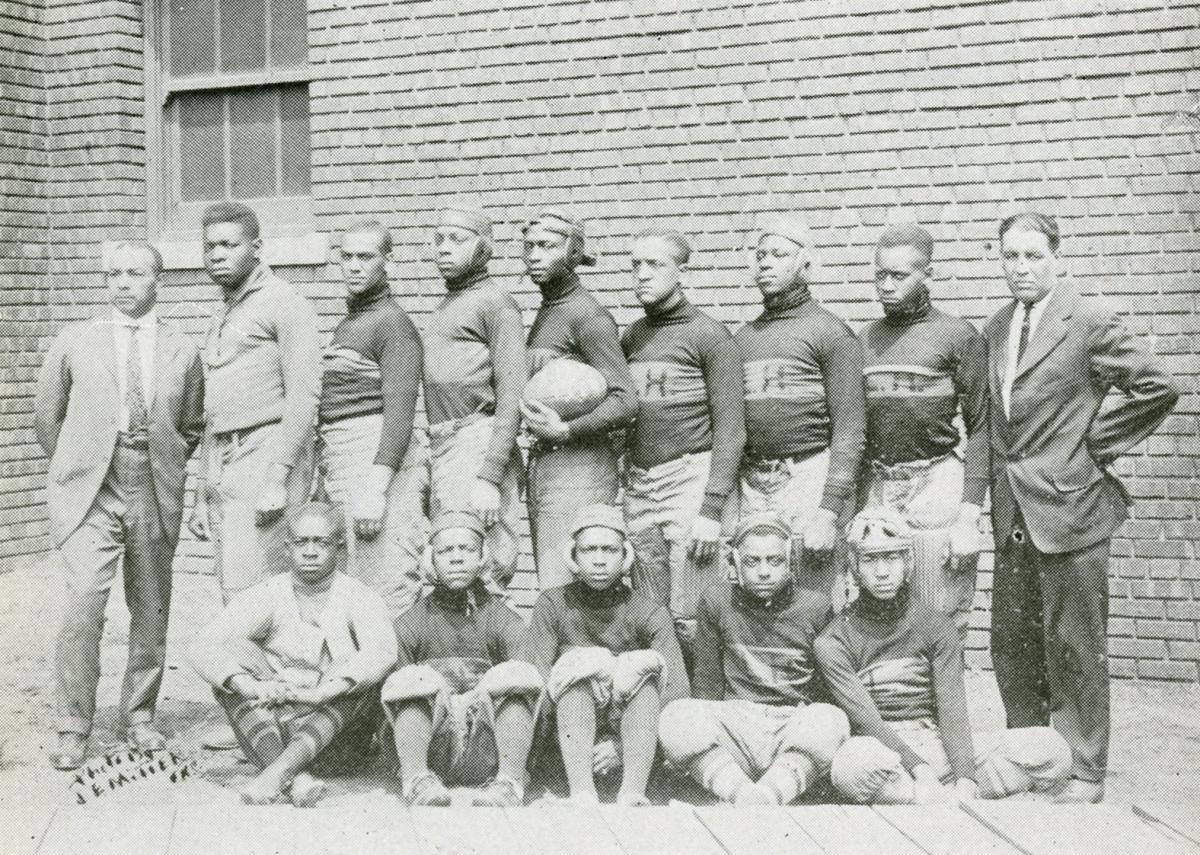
left=110, top=307, right=157, bottom=329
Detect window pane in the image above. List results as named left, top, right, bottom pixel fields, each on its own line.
left=169, top=0, right=216, bottom=77
left=279, top=85, right=310, bottom=195
left=219, top=0, right=266, bottom=72
left=177, top=92, right=226, bottom=201
left=229, top=88, right=276, bottom=199
left=270, top=0, right=307, bottom=67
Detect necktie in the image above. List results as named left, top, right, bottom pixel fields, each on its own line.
left=126, top=325, right=149, bottom=436
left=1016, top=302, right=1031, bottom=366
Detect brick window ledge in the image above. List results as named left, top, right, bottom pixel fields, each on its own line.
left=155, top=232, right=329, bottom=271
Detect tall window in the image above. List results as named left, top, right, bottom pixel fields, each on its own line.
left=156, top=0, right=311, bottom=233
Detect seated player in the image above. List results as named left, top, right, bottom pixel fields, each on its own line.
left=521, top=504, right=689, bottom=806
left=189, top=502, right=397, bottom=806
left=382, top=510, right=542, bottom=807
left=658, top=511, right=849, bottom=805
left=819, top=509, right=1073, bottom=804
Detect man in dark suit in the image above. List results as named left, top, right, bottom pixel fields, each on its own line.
left=984, top=212, right=1177, bottom=803
left=35, top=241, right=205, bottom=769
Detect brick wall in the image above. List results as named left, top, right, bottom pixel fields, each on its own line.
left=5, top=0, right=1199, bottom=679
left=0, top=0, right=49, bottom=571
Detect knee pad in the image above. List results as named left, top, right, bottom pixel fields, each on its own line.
left=381, top=664, right=449, bottom=710
left=477, top=660, right=544, bottom=700
left=830, top=736, right=903, bottom=804
left=547, top=647, right=615, bottom=704
left=612, top=649, right=666, bottom=703
left=657, top=699, right=718, bottom=765
left=781, top=703, right=850, bottom=768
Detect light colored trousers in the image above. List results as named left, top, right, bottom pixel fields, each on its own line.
left=528, top=438, right=620, bottom=590
left=625, top=450, right=731, bottom=627
left=428, top=414, right=521, bottom=585
left=207, top=421, right=314, bottom=602
left=738, top=448, right=845, bottom=605
left=56, top=442, right=176, bottom=736
left=861, top=453, right=976, bottom=636
left=321, top=412, right=428, bottom=618
left=830, top=719, right=1073, bottom=803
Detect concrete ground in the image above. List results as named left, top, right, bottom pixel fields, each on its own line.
left=2, top=554, right=1199, bottom=812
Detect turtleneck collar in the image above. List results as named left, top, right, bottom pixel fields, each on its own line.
left=569, top=578, right=631, bottom=608
left=346, top=279, right=391, bottom=312
left=428, top=578, right=490, bottom=615
left=852, top=582, right=911, bottom=623
left=539, top=271, right=582, bottom=305
left=881, top=287, right=932, bottom=327
left=645, top=292, right=694, bottom=326
left=733, top=578, right=796, bottom=612
left=444, top=267, right=489, bottom=293
left=762, top=283, right=811, bottom=317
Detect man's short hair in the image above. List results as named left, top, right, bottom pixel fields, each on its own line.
left=202, top=201, right=261, bottom=240
left=877, top=224, right=934, bottom=266
left=633, top=227, right=691, bottom=265
left=109, top=241, right=164, bottom=277
left=999, top=212, right=1060, bottom=253
left=344, top=220, right=393, bottom=256
left=287, top=501, right=345, bottom=541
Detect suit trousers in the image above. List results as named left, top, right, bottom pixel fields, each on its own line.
left=56, top=441, right=175, bottom=736
left=208, top=421, right=314, bottom=602
left=990, top=508, right=1111, bottom=782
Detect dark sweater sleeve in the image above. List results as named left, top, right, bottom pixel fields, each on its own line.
left=392, top=609, right=422, bottom=667
left=495, top=605, right=529, bottom=662
left=374, top=311, right=423, bottom=470
left=813, top=628, right=926, bottom=773
left=691, top=589, right=725, bottom=700
left=956, top=328, right=989, bottom=507
left=478, top=292, right=528, bottom=484
left=818, top=328, right=866, bottom=513
left=518, top=593, right=561, bottom=679
left=699, top=331, right=746, bottom=521
left=645, top=601, right=690, bottom=704
left=566, top=311, right=638, bottom=438
left=930, top=620, right=976, bottom=781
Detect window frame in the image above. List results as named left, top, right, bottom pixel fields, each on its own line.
left=143, top=0, right=315, bottom=248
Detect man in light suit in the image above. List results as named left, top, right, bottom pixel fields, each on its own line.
left=984, top=213, right=1177, bottom=803
left=35, top=241, right=205, bottom=769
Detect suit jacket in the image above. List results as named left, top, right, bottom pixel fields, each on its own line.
left=34, top=316, right=206, bottom=547
left=983, top=282, right=1177, bottom=554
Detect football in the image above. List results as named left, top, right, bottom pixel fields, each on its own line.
left=523, top=358, right=609, bottom=420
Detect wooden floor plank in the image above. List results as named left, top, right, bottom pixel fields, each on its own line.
left=1133, top=803, right=1200, bottom=849
left=597, top=805, right=726, bottom=855
left=410, top=805, right=525, bottom=855
left=788, top=805, right=926, bottom=855
left=503, top=805, right=625, bottom=855
left=39, top=805, right=174, bottom=855
left=696, top=806, right=826, bottom=855
left=293, top=798, right=420, bottom=855
left=874, top=804, right=1024, bottom=855
left=168, top=804, right=295, bottom=855
left=964, top=801, right=1194, bottom=855
left=3, top=802, right=55, bottom=855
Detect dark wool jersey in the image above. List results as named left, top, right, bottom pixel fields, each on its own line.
left=422, top=272, right=527, bottom=485
left=520, top=580, right=689, bottom=705
left=319, top=285, right=422, bottom=470
left=621, top=297, right=746, bottom=520
left=860, top=302, right=989, bottom=506
left=814, top=587, right=975, bottom=780
left=393, top=580, right=527, bottom=694
left=527, top=274, right=637, bottom=440
left=733, top=297, right=866, bottom=512
left=692, top=581, right=833, bottom=707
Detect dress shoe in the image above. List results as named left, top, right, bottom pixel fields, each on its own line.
left=49, top=732, right=87, bottom=770
left=128, top=723, right=167, bottom=752
left=1052, top=778, right=1104, bottom=804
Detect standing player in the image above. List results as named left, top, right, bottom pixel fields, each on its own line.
left=422, top=202, right=526, bottom=585
left=858, top=224, right=987, bottom=637
left=733, top=215, right=866, bottom=599
left=621, top=228, right=745, bottom=660
left=521, top=209, right=637, bottom=588
left=319, top=221, right=427, bottom=617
